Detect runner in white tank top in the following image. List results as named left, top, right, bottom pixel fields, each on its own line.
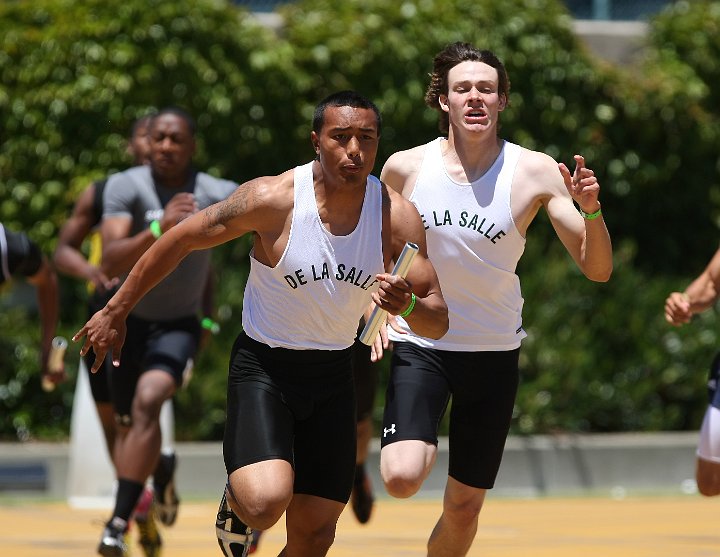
left=389, top=137, right=527, bottom=351
left=378, top=43, right=613, bottom=557
left=242, top=160, right=384, bottom=350
left=75, top=91, right=448, bottom=557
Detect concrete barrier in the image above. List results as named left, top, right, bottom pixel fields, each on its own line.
left=0, top=431, right=699, bottom=503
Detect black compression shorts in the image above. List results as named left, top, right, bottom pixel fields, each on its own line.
left=84, top=348, right=111, bottom=403
left=110, top=313, right=199, bottom=422
left=224, top=333, right=356, bottom=503
left=381, top=342, right=519, bottom=489
left=351, top=339, right=379, bottom=422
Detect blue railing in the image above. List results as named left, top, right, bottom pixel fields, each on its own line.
left=233, top=1, right=675, bottom=21
left=564, top=0, right=675, bottom=20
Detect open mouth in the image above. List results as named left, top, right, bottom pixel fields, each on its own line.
left=465, top=110, right=487, bottom=123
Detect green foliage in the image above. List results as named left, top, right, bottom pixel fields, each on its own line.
left=517, top=235, right=711, bottom=434
left=2, top=0, right=720, bottom=440
left=0, top=0, right=294, bottom=252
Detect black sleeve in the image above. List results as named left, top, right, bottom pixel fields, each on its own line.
left=1, top=226, right=43, bottom=283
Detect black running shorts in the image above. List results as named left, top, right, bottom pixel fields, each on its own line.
left=351, top=339, right=379, bottom=422
left=381, top=342, right=519, bottom=489
left=84, top=348, right=111, bottom=403
left=224, top=333, right=357, bottom=503
left=110, top=313, right=200, bottom=421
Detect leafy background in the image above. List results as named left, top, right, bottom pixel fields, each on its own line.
left=2, top=0, right=720, bottom=440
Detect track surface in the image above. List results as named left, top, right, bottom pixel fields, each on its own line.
left=0, top=495, right=717, bottom=556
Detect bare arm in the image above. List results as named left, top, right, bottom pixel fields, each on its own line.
left=53, top=184, right=118, bottom=292
left=74, top=181, right=265, bottom=370
left=545, top=154, right=613, bottom=282
left=372, top=187, right=448, bottom=340
left=28, top=256, right=60, bottom=378
left=665, top=247, right=720, bottom=326
left=379, top=146, right=424, bottom=197
left=100, top=192, right=199, bottom=277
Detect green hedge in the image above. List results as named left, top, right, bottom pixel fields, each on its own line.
left=2, top=0, right=720, bottom=440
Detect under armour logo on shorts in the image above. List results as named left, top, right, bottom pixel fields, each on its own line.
left=383, top=424, right=396, bottom=437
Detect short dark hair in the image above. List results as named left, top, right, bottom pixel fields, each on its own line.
left=312, top=90, right=382, bottom=136
left=425, top=42, right=510, bottom=135
left=130, top=114, right=152, bottom=139
left=149, top=106, right=197, bottom=136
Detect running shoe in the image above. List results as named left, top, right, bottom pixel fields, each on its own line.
left=134, top=488, right=162, bottom=557
left=215, top=489, right=252, bottom=557
left=350, top=464, right=374, bottom=524
left=248, top=529, right=263, bottom=554
left=153, top=451, right=180, bottom=526
left=97, top=517, right=129, bottom=557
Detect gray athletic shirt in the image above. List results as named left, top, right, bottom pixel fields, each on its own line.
left=103, top=165, right=237, bottom=321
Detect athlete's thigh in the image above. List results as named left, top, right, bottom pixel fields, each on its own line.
left=351, top=339, right=379, bottom=421
left=144, top=316, right=200, bottom=385
left=293, top=377, right=356, bottom=503
left=109, top=315, right=146, bottom=423
left=444, top=348, right=519, bottom=488
left=381, top=342, right=450, bottom=448
left=224, top=347, right=295, bottom=475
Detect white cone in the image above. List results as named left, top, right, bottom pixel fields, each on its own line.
left=67, top=359, right=175, bottom=509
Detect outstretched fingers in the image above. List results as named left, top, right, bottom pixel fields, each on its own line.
left=559, top=154, right=599, bottom=204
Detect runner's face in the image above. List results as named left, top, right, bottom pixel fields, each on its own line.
left=440, top=60, right=506, bottom=133
left=312, top=105, right=379, bottom=186
left=148, top=114, right=196, bottom=180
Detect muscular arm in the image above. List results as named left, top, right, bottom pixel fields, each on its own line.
left=374, top=187, right=448, bottom=340
left=27, top=256, right=60, bottom=376
left=100, top=215, right=158, bottom=278
left=101, top=180, right=200, bottom=277
left=665, top=247, right=720, bottom=325
left=540, top=153, right=613, bottom=282
left=53, top=184, right=117, bottom=292
left=74, top=178, right=277, bottom=369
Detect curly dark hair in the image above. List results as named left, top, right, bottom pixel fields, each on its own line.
left=425, top=42, right=510, bottom=135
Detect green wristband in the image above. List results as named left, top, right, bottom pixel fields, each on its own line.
left=579, top=206, right=602, bottom=220
left=201, top=317, right=220, bottom=334
left=150, top=219, right=163, bottom=239
left=399, top=293, right=416, bottom=318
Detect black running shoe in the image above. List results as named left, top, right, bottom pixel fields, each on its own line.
left=215, top=489, right=252, bottom=557
left=97, top=517, right=129, bottom=557
left=153, top=451, right=180, bottom=526
left=350, top=464, right=375, bottom=524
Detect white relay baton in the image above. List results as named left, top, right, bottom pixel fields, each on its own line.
left=42, top=336, right=68, bottom=392
left=358, top=242, right=419, bottom=346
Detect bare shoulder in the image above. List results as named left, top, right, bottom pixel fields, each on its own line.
left=72, top=183, right=98, bottom=217
left=205, top=169, right=295, bottom=228
left=382, top=180, right=424, bottom=229
left=380, top=144, right=428, bottom=196
left=514, top=147, right=567, bottom=199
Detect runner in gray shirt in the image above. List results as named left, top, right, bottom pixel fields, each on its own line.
left=95, top=107, right=236, bottom=557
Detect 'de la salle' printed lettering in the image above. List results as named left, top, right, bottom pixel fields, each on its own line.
left=284, top=261, right=379, bottom=291
left=420, top=209, right=507, bottom=244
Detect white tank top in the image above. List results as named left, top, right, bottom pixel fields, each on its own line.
left=242, top=161, right=385, bottom=350
left=390, top=138, right=527, bottom=351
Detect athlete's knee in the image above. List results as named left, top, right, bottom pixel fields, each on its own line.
left=228, top=482, right=291, bottom=530
left=381, top=462, right=425, bottom=498
left=696, top=458, right=720, bottom=496
left=381, top=444, right=431, bottom=498
left=132, top=387, right=168, bottom=423
left=696, top=476, right=720, bottom=497
left=442, top=494, right=485, bottom=525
